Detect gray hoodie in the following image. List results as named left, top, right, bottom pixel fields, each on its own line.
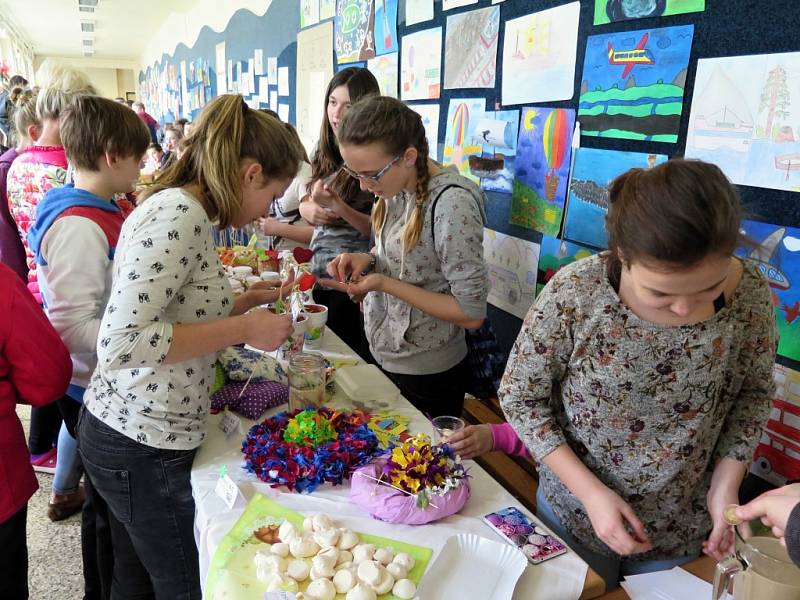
left=363, top=167, right=489, bottom=375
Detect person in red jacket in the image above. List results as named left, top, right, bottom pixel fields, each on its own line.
left=0, top=262, right=71, bottom=600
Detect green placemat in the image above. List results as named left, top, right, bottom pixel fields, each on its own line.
left=206, top=494, right=433, bottom=599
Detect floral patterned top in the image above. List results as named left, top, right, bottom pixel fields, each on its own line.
left=499, top=254, right=777, bottom=560
left=6, top=146, right=69, bottom=301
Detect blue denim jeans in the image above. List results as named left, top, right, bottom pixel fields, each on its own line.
left=53, top=391, right=84, bottom=495
left=535, top=487, right=699, bottom=590
left=77, top=408, right=200, bottom=600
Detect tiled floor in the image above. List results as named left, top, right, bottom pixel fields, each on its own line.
left=18, top=405, right=84, bottom=599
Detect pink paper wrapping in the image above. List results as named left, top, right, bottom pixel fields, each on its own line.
left=350, top=460, right=470, bottom=525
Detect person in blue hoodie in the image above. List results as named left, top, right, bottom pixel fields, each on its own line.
left=28, top=94, right=150, bottom=600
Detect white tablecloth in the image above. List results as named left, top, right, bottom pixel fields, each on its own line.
left=192, top=331, right=588, bottom=599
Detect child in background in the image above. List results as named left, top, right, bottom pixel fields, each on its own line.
left=77, top=95, right=302, bottom=598
left=322, top=96, right=489, bottom=418
left=6, top=64, right=95, bottom=508
left=0, top=262, right=72, bottom=600
left=160, top=125, right=183, bottom=169
left=257, top=110, right=313, bottom=252
left=500, top=159, right=776, bottom=589
left=1, top=86, right=37, bottom=281
left=143, top=142, right=163, bottom=174
left=299, top=68, right=379, bottom=357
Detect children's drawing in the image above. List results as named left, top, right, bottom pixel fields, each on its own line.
left=400, top=27, right=442, bottom=101
left=367, top=52, right=398, bottom=97
left=579, top=25, right=694, bottom=142
left=335, top=0, right=376, bottom=64
left=374, top=0, right=398, bottom=56
left=563, top=148, right=666, bottom=249
left=476, top=109, right=520, bottom=194
left=320, top=0, right=336, bottom=20
left=685, top=52, right=800, bottom=193
left=301, top=0, right=320, bottom=28
left=337, top=61, right=367, bottom=72
left=444, top=6, right=500, bottom=90
left=594, top=0, right=705, bottom=25
left=509, top=107, right=575, bottom=236
left=408, top=103, right=440, bottom=160
left=501, top=2, right=580, bottom=106
left=483, top=228, right=541, bottom=319
left=751, top=364, right=800, bottom=487
left=536, top=236, right=596, bottom=295
left=737, top=220, right=800, bottom=362
left=406, top=0, right=433, bottom=26
left=443, top=0, right=478, bottom=9
left=443, top=98, right=486, bottom=183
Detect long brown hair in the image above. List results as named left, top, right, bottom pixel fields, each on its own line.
left=139, top=94, right=303, bottom=229
left=309, top=68, right=379, bottom=203
left=606, top=158, right=743, bottom=268
left=338, top=96, right=430, bottom=252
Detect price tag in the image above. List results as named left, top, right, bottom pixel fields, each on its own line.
left=214, top=472, right=239, bottom=510
left=218, top=409, right=241, bottom=437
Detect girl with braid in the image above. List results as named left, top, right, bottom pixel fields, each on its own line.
left=321, top=96, right=489, bottom=417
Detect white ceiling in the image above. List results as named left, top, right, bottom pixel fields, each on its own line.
left=1, top=0, right=197, bottom=61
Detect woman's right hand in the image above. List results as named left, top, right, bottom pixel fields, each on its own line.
left=326, top=253, right=374, bottom=284
left=582, top=485, right=652, bottom=556
left=242, top=309, right=294, bottom=351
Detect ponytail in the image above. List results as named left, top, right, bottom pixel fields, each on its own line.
left=140, top=94, right=304, bottom=228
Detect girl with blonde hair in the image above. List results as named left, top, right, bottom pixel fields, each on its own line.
left=77, top=95, right=303, bottom=598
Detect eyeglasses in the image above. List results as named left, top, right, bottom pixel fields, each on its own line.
left=341, top=155, right=402, bottom=184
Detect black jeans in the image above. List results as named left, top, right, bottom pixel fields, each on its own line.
left=0, top=505, right=28, bottom=600
left=380, top=356, right=470, bottom=418
left=313, top=288, right=370, bottom=361
left=77, top=409, right=200, bottom=600
left=28, top=402, right=61, bottom=454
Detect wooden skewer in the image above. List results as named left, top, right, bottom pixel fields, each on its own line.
left=354, top=471, right=439, bottom=509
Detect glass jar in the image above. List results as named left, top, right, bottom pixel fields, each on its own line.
left=288, top=352, right=326, bottom=411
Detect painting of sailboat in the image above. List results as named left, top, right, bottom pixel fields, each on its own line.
left=685, top=52, right=800, bottom=193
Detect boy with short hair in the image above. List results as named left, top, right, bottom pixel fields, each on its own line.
left=27, top=95, right=149, bottom=597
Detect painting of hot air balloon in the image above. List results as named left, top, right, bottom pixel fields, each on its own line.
left=510, top=106, right=575, bottom=236
left=444, top=98, right=486, bottom=183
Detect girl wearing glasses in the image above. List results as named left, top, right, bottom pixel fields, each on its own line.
left=321, top=96, right=489, bottom=418
left=299, top=68, right=379, bottom=357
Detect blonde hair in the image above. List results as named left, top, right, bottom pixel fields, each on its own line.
left=35, top=65, right=97, bottom=121
left=10, top=87, right=39, bottom=146
left=338, top=96, right=430, bottom=253
left=140, top=94, right=304, bottom=229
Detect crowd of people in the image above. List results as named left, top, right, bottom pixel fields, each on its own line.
left=0, top=64, right=797, bottom=600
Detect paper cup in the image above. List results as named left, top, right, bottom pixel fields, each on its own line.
left=267, top=307, right=309, bottom=360
left=303, top=304, right=328, bottom=350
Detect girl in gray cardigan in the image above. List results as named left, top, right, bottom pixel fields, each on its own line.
left=320, top=96, right=489, bottom=417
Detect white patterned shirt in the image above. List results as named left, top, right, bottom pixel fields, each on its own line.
left=85, top=188, right=232, bottom=449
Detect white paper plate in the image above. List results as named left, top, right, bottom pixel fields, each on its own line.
left=417, top=533, right=528, bottom=600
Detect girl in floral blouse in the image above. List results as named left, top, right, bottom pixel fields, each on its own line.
left=500, top=159, right=776, bottom=589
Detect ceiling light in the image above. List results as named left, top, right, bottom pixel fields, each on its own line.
left=81, top=21, right=95, bottom=33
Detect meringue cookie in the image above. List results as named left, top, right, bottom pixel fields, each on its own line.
left=278, top=521, right=299, bottom=543
left=386, top=561, right=407, bottom=580
left=337, top=529, right=359, bottom=550
left=270, top=542, right=290, bottom=558
left=312, top=513, right=334, bottom=532
left=373, top=547, right=394, bottom=566
left=345, top=583, right=377, bottom=600
left=310, top=565, right=333, bottom=580
left=289, top=537, right=319, bottom=558
left=393, top=578, right=417, bottom=599
left=352, top=543, right=376, bottom=564
left=336, top=550, right=353, bottom=566
left=392, top=552, right=415, bottom=571
left=305, top=578, right=336, bottom=600
left=303, top=516, right=315, bottom=532
left=313, top=528, right=340, bottom=548
left=310, top=555, right=336, bottom=579
left=265, top=574, right=298, bottom=593
left=287, top=559, right=311, bottom=582
left=336, top=561, right=354, bottom=571
left=356, top=560, right=381, bottom=586
left=333, top=568, right=358, bottom=594
left=317, top=547, right=339, bottom=563
left=370, top=566, right=394, bottom=595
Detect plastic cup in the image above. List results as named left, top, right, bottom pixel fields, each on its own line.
left=432, top=416, right=465, bottom=445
